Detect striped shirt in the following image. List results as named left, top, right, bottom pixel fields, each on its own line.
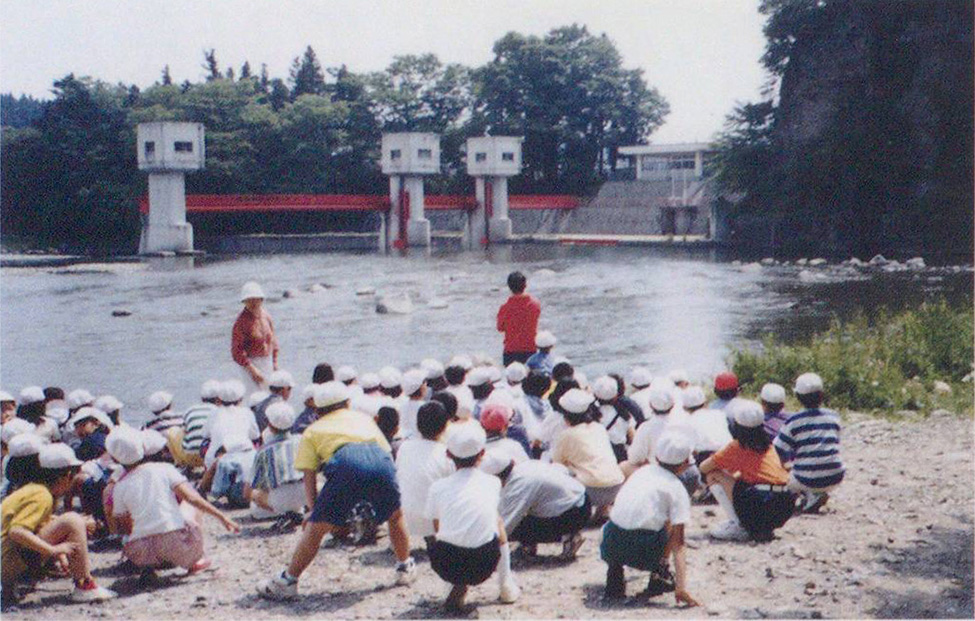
left=773, top=408, right=844, bottom=489
left=144, top=410, right=184, bottom=435
left=181, top=403, right=216, bottom=453
left=251, top=432, right=302, bottom=491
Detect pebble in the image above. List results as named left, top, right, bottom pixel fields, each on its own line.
left=282, top=289, right=300, bottom=298
left=111, top=309, right=132, bottom=317
left=427, top=298, right=449, bottom=309
left=356, top=287, right=376, bottom=296
left=791, top=546, right=806, bottom=559
left=808, top=258, right=827, bottom=266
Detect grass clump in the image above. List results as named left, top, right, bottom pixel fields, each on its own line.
left=731, top=300, right=974, bottom=415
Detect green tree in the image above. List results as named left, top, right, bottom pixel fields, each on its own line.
left=203, top=49, right=220, bottom=82
left=289, top=46, right=327, bottom=99
left=367, top=54, right=470, bottom=132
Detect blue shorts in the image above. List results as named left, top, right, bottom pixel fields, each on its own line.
left=600, top=520, right=667, bottom=571
left=311, top=442, right=400, bottom=527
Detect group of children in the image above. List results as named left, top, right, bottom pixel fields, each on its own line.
left=1, top=336, right=844, bottom=611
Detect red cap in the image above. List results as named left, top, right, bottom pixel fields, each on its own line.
left=714, top=372, right=739, bottom=392
left=479, top=404, right=511, bottom=433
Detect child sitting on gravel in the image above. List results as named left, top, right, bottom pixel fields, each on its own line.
left=600, top=431, right=699, bottom=606
left=425, top=423, right=520, bottom=611
left=246, top=402, right=305, bottom=526
left=773, top=373, right=844, bottom=513
left=107, top=426, right=240, bottom=577
left=2, top=443, right=116, bottom=606
left=699, top=400, right=796, bottom=542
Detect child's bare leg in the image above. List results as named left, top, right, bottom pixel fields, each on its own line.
left=37, top=512, right=91, bottom=584
left=198, top=462, right=218, bottom=495
left=250, top=488, right=274, bottom=512
left=287, top=521, right=333, bottom=578
left=387, top=510, right=411, bottom=563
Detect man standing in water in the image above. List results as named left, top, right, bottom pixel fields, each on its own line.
left=232, top=281, right=279, bottom=390
left=497, top=272, right=541, bottom=366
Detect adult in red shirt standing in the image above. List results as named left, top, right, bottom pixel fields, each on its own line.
left=232, top=281, right=280, bottom=390
left=496, top=271, right=541, bottom=366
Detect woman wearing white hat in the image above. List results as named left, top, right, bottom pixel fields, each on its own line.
left=232, top=281, right=279, bottom=390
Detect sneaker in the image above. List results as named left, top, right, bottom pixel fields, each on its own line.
left=514, top=542, right=537, bottom=558
left=395, top=558, right=417, bottom=586
left=499, top=578, right=521, bottom=603
left=803, top=492, right=830, bottom=514
left=643, top=565, right=675, bottom=597
left=709, top=519, right=750, bottom=542
left=70, top=584, right=117, bottom=603
left=350, top=501, right=378, bottom=545
left=560, top=532, right=585, bottom=560
left=256, top=573, right=298, bottom=600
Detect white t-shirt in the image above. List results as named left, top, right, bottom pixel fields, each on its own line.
left=485, top=436, right=529, bottom=466
left=396, top=437, right=454, bottom=537
left=609, top=463, right=691, bottom=531
left=425, top=468, right=501, bottom=548
left=627, top=411, right=690, bottom=466
left=399, top=399, right=424, bottom=439
left=600, top=404, right=635, bottom=445
left=686, top=408, right=733, bottom=453
left=112, top=462, right=188, bottom=541
left=444, top=385, right=475, bottom=419
left=205, top=405, right=260, bottom=467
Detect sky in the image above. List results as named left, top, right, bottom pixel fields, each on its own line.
left=0, top=0, right=768, bottom=143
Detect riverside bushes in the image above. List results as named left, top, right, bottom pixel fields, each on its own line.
left=731, top=300, right=974, bottom=414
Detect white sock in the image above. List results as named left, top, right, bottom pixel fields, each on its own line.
left=709, top=484, right=739, bottom=523
left=497, top=542, right=514, bottom=586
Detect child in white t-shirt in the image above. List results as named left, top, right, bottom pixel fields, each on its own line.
left=395, top=402, right=454, bottom=543
left=107, top=427, right=240, bottom=576
left=425, top=423, right=520, bottom=612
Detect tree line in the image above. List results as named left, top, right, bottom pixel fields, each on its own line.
left=0, top=25, right=668, bottom=252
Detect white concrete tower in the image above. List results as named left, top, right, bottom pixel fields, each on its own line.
left=379, top=133, right=439, bottom=251
left=136, top=122, right=205, bottom=254
left=465, top=136, right=523, bottom=248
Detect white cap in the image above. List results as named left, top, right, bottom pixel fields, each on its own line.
left=266, top=402, right=297, bottom=430
left=760, top=383, right=786, bottom=404
left=240, top=281, right=266, bottom=302
left=201, top=380, right=222, bottom=400
left=93, top=395, right=124, bottom=413
left=730, top=399, right=765, bottom=428
left=106, top=426, right=145, bottom=466
left=668, top=369, right=689, bottom=385
left=379, top=367, right=402, bottom=389
left=248, top=391, right=270, bottom=408
left=66, top=389, right=95, bottom=410
left=142, top=429, right=168, bottom=456
left=45, top=402, right=70, bottom=426
left=147, top=391, right=173, bottom=413
left=592, top=376, right=618, bottom=402
left=485, top=366, right=503, bottom=384
left=535, top=331, right=557, bottom=348
left=2, top=419, right=37, bottom=445
left=7, top=433, right=44, bottom=457
left=655, top=431, right=693, bottom=466
left=421, top=359, right=445, bottom=379
left=648, top=388, right=675, bottom=413
left=301, top=383, right=318, bottom=402
left=269, top=370, right=295, bottom=389
left=0, top=390, right=14, bottom=403
left=505, top=362, right=528, bottom=383
left=314, top=381, right=350, bottom=408
left=465, top=367, right=491, bottom=387
left=353, top=394, right=384, bottom=417
left=360, top=373, right=381, bottom=391
left=628, top=367, right=653, bottom=389
left=68, top=406, right=103, bottom=429
left=559, top=388, right=595, bottom=415
left=446, top=422, right=486, bottom=459
left=18, top=386, right=45, bottom=405
left=39, top=443, right=83, bottom=468
left=794, top=373, right=824, bottom=395
left=480, top=452, right=514, bottom=476
left=681, top=386, right=707, bottom=409
left=449, top=355, right=474, bottom=371
left=336, top=366, right=358, bottom=383
left=401, top=369, right=426, bottom=396
left=219, top=380, right=246, bottom=404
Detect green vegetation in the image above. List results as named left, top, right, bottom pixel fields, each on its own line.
left=0, top=26, right=669, bottom=253
left=731, top=300, right=974, bottom=415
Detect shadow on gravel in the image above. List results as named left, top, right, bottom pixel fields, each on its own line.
left=394, top=597, right=481, bottom=619
left=868, top=522, right=974, bottom=618
left=235, top=583, right=396, bottom=616
left=580, top=581, right=676, bottom=612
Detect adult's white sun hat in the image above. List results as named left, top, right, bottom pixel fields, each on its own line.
left=794, top=373, right=824, bottom=395
left=240, top=281, right=266, bottom=302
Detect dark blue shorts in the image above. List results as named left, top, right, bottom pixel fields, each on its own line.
left=310, top=442, right=400, bottom=527
left=600, top=520, right=668, bottom=571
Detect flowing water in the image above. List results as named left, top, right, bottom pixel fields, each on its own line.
left=1, top=245, right=970, bottom=426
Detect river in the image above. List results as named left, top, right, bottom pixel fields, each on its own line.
left=1, top=245, right=970, bottom=426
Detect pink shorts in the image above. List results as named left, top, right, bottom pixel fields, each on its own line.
left=124, top=522, right=205, bottom=569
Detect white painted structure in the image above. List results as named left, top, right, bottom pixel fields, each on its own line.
left=137, top=122, right=205, bottom=254
left=465, top=136, right=523, bottom=248
left=379, top=133, right=438, bottom=250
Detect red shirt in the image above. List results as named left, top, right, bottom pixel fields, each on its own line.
left=496, top=294, right=541, bottom=353
left=231, top=307, right=279, bottom=367
left=711, top=441, right=789, bottom=485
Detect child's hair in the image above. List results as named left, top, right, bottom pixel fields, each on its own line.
left=762, top=399, right=785, bottom=414
left=523, top=372, right=551, bottom=398
left=608, top=374, right=626, bottom=399
left=37, top=465, right=77, bottom=488
left=429, top=391, right=458, bottom=420
left=312, top=363, right=334, bottom=384
left=43, top=387, right=65, bottom=402
left=507, top=271, right=527, bottom=294
left=316, top=401, right=348, bottom=417
left=732, top=422, right=772, bottom=453
left=381, top=385, right=403, bottom=399
left=17, top=402, right=45, bottom=425
left=564, top=403, right=597, bottom=426
left=715, top=388, right=738, bottom=401
left=549, top=379, right=580, bottom=413
left=797, top=392, right=823, bottom=409
left=552, top=362, right=575, bottom=383
left=427, top=376, right=448, bottom=393
left=470, top=383, right=493, bottom=401
left=444, top=365, right=466, bottom=387
left=408, top=385, right=424, bottom=399
left=448, top=452, right=480, bottom=469
left=376, top=406, right=399, bottom=442
left=416, top=402, right=449, bottom=440
left=5, top=455, right=41, bottom=488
